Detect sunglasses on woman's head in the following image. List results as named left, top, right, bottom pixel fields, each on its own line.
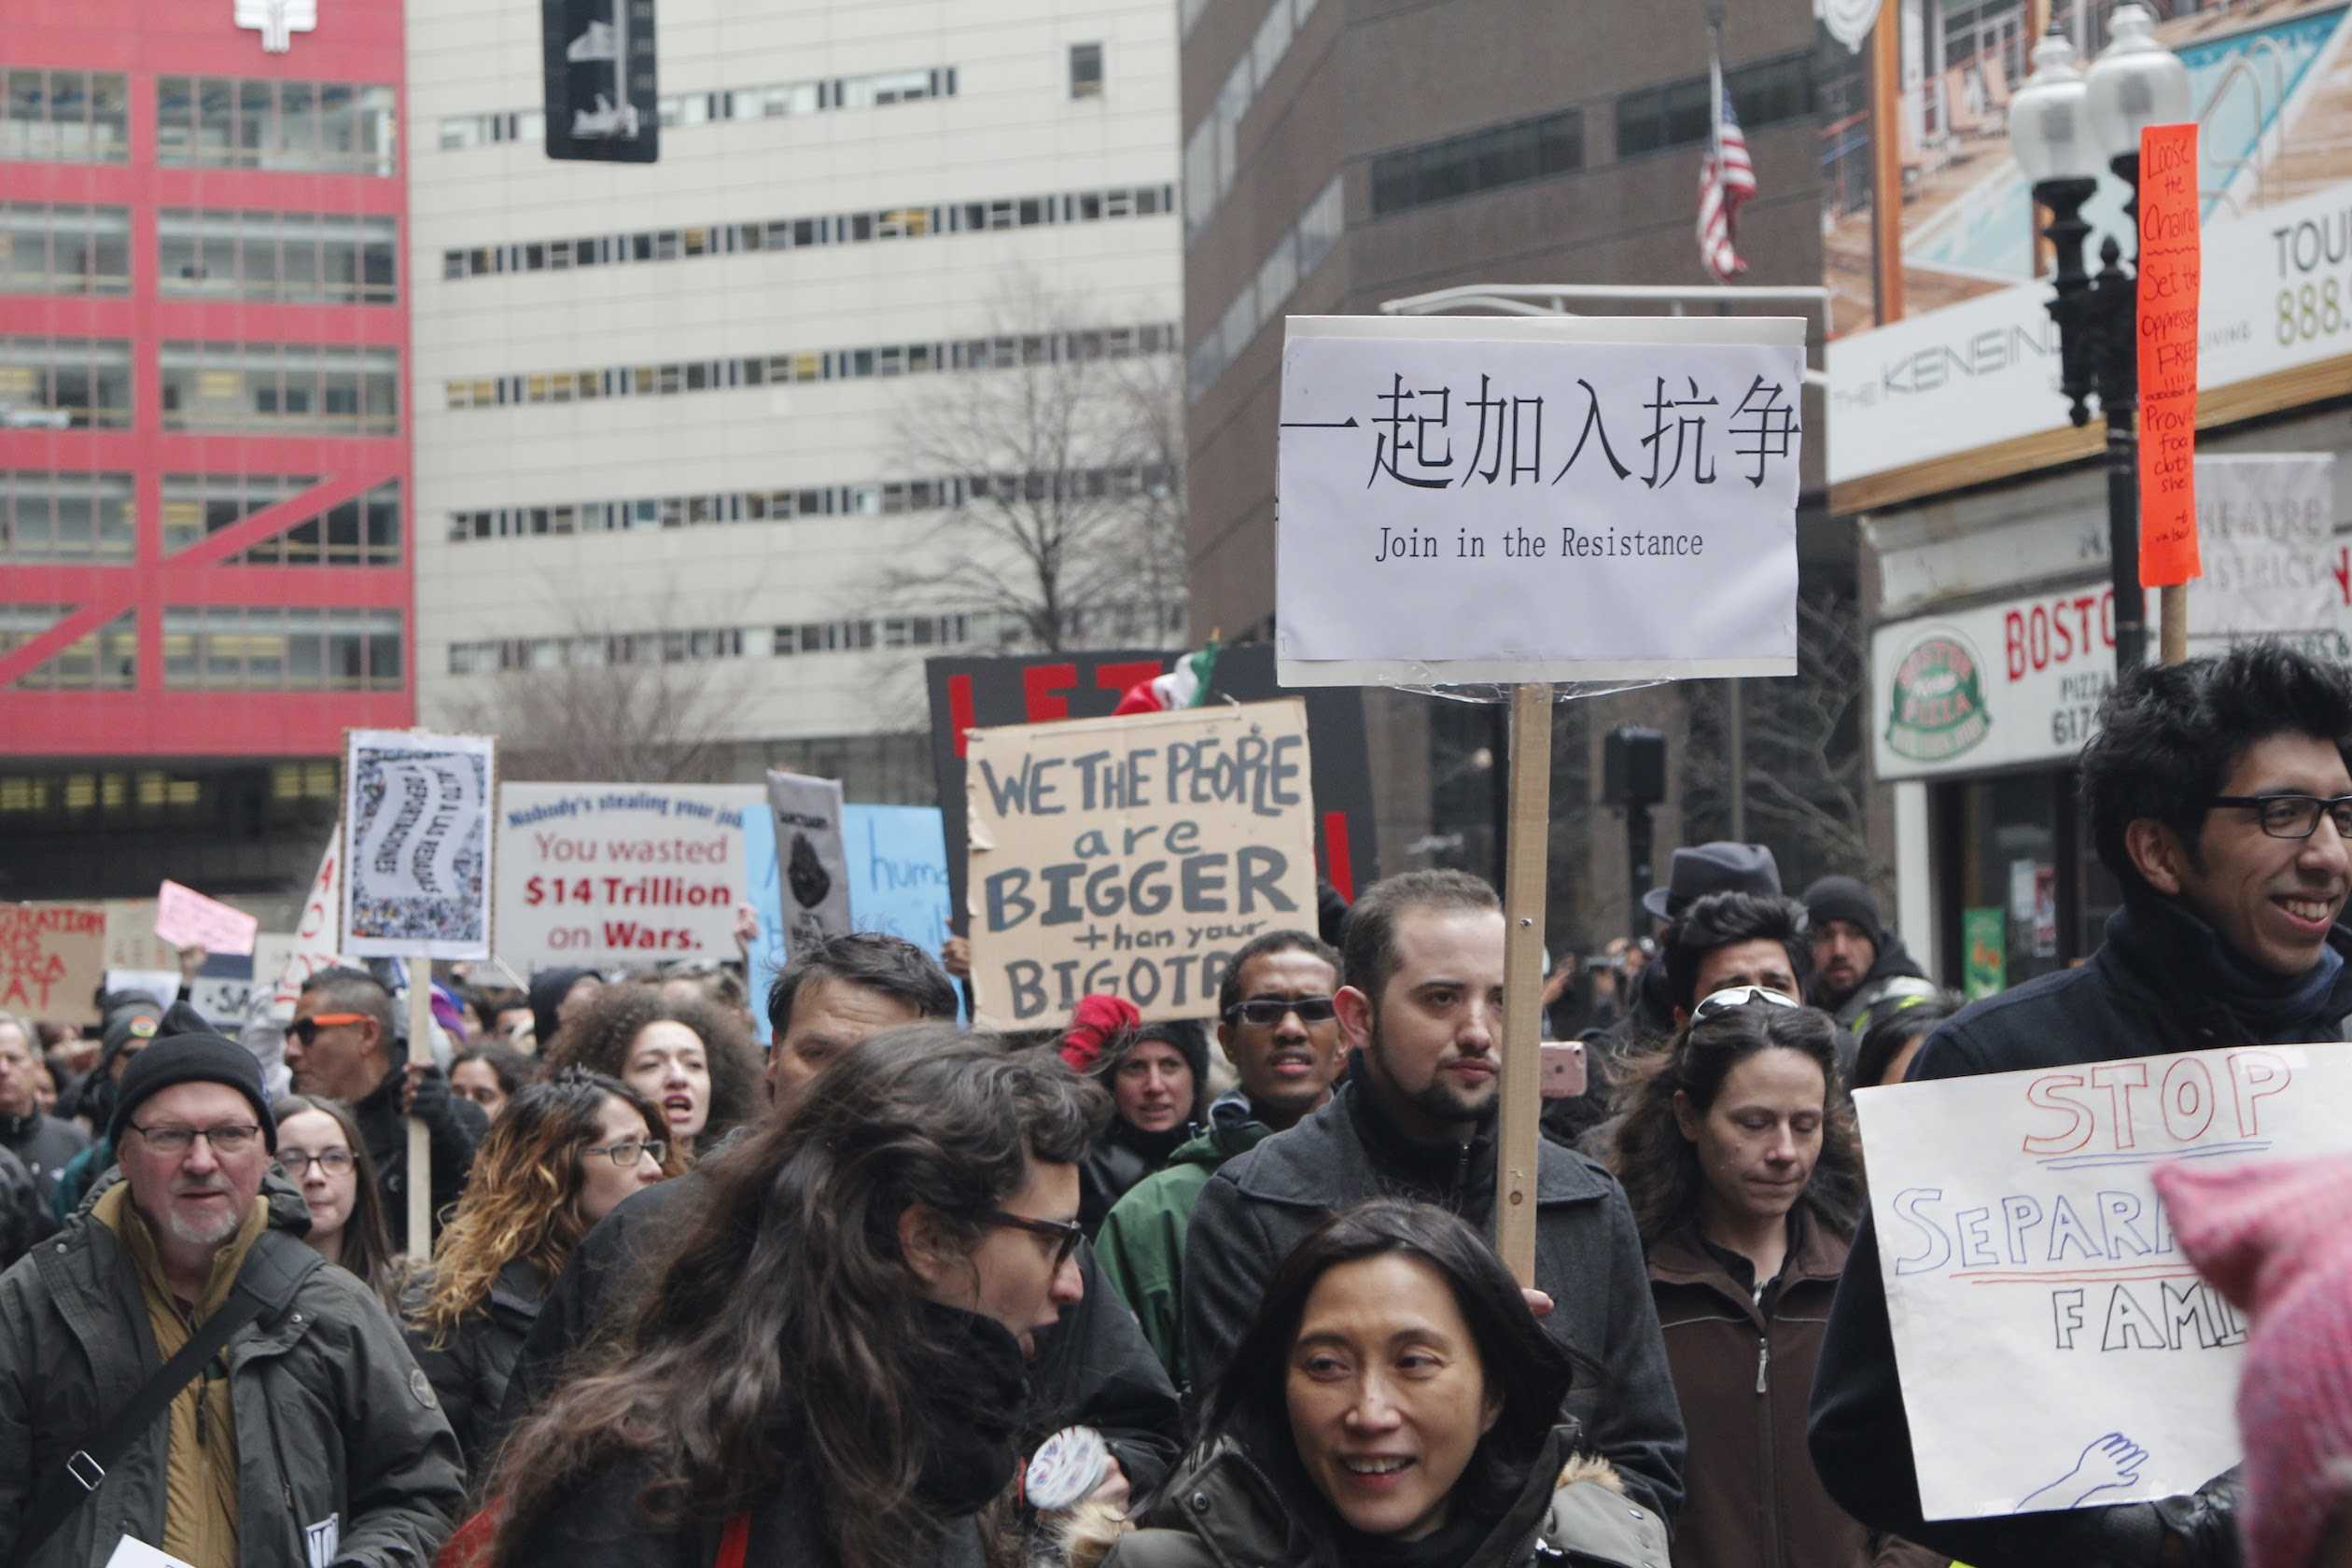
left=1691, top=985, right=1802, bottom=1020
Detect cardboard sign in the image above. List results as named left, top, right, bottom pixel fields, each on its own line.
left=154, top=879, right=259, bottom=956
left=495, top=784, right=757, bottom=970
left=1, top=903, right=106, bottom=1018
left=1856, top=1043, right=2352, bottom=1519
left=1275, top=314, right=1805, bottom=686
left=965, top=701, right=1318, bottom=1026
left=343, top=730, right=496, bottom=959
left=766, top=771, right=853, bottom=954
left=924, top=643, right=1377, bottom=935
left=2136, top=123, right=2203, bottom=588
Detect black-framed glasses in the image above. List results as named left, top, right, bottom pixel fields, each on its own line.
left=273, top=1149, right=356, bottom=1178
left=579, top=1137, right=665, bottom=1169
left=1225, top=995, right=1337, bottom=1026
left=2209, top=793, right=2352, bottom=841
left=128, top=1123, right=262, bottom=1156
left=985, top=1210, right=1085, bottom=1267
left=1691, top=986, right=1803, bottom=1021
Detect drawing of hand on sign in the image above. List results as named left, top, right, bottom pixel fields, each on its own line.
left=2017, top=1432, right=2149, bottom=1512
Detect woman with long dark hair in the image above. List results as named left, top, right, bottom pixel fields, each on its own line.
left=545, top=983, right=761, bottom=1160
left=404, top=1068, right=677, bottom=1474
left=273, top=1093, right=410, bottom=1311
left=485, top=1025, right=1107, bottom=1568
left=1073, top=1198, right=1668, bottom=1568
left=1609, top=992, right=1925, bottom=1568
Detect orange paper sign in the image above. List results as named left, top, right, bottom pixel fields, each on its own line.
left=2136, top=122, right=2202, bottom=588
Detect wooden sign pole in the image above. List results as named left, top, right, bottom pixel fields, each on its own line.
left=2160, top=584, right=2189, bottom=665
left=406, top=959, right=433, bottom=1261
left=1495, top=683, right=1553, bottom=1286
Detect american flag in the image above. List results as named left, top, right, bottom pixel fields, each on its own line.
left=1697, top=67, right=1756, bottom=283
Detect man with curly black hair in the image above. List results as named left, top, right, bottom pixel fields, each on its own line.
left=1813, top=639, right=2352, bottom=1568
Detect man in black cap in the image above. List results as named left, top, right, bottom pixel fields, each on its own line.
left=0, top=1027, right=461, bottom=1567
left=1800, top=875, right=1939, bottom=1036
left=1545, top=842, right=1785, bottom=1145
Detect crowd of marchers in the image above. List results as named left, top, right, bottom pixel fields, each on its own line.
left=0, top=639, right=2348, bottom=1568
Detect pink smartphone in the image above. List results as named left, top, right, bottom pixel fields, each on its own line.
left=1539, top=1041, right=1587, bottom=1099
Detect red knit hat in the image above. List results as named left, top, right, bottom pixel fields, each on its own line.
left=2154, top=1155, right=2352, bottom=1568
left=1059, top=994, right=1140, bottom=1074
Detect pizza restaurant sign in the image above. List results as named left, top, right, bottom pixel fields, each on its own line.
left=1872, top=585, right=2139, bottom=781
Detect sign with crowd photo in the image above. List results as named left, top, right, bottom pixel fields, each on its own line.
left=1856, top=1044, right=2352, bottom=1519
left=1275, top=315, right=1806, bottom=687
left=495, top=784, right=756, bottom=970
left=965, top=700, right=1318, bottom=1027
left=925, top=643, right=1377, bottom=935
left=0, top=903, right=105, bottom=1018
left=342, top=730, right=497, bottom=959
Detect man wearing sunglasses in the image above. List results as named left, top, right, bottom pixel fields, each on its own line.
left=287, top=968, right=486, bottom=1252
left=1096, top=929, right=1348, bottom=1389
left=1183, top=870, right=1686, bottom=1523
left=0, top=1028, right=461, bottom=1568
left=1813, top=640, right=2352, bottom=1568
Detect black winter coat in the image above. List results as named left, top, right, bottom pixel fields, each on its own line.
left=354, top=1061, right=487, bottom=1252
left=1807, top=899, right=2349, bottom=1568
left=401, top=1257, right=543, bottom=1477
left=0, top=1112, right=86, bottom=1218
left=1182, top=1081, right=1687, bottom=1523
left=499, top=1170, right=1185, bottom=1498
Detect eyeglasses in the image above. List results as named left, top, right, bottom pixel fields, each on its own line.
left=579, top=1137, right=665, bottom=1169
left=128, top=1123, right=262, bottom=1156
left=2209, top=793, right=2352, bottom=841
left=1225, top=995, right=1337, bottom=1026
left=285, top=1013, right=369, bottom=1045
left=985, top=1210, right=1085, bottom=1268
left=1691, top=986, right=1803, bottom=1021
left=273, top=1149, right=355, bottom=1178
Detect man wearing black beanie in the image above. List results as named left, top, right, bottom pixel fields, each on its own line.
left=1799, top=874, right=1939, bottom=1035
left=0, top=1029, right=462, bottom=1567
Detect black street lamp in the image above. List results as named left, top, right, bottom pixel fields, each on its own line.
left=2007, top=5, right=2191, bottom=676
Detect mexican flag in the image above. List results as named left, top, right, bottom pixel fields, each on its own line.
left=1113, top=641, right=1219, bottom=714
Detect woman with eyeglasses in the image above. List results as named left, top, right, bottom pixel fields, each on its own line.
left=483, top=1026, right=1105, bottom=1568
left=272, top=1094, right=411, bottom=1312
left=403, top=1068, right=676, bottom=1477
left=1070, top=1198, right=1669, bottom=1568
left=1609, top=992, right=1937, bottom=1568
left=1079, top=1018, right=1211, bottom=1238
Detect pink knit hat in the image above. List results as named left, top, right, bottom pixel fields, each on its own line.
left=2154, top=1155, right=2352, bottom=1568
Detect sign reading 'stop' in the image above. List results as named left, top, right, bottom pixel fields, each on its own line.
left=1275, top=315, right=1807, bottom=689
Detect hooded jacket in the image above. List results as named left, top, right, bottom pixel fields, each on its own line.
left=498, top=1169, right=1185, bottom=1499
left=1095, top=1091, right=1274, bottom=1392
left=1648, top=1217, right=1941, bottom=1568
left=1808, top=896, right=2352, bottom=1568
left=1826, top=936, right=1939, bottom=1038
left=0, top=1111, right=89, bottom=1211
left=1081, top=1024, right=1213, bottom=1237
left=0, top=1173, right=464, bottom=1568
left=1182, top=1080, right=1687, bottom=1523
left=1067, top=1428, right=1669, bottom=1568
left=400, top=1257, right=544, bottom=1478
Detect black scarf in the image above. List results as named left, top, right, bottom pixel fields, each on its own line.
left=2108, top=895, right=2350, bottom=1040
left=906, top=1301, right=1032, bottom=1516
left=1342, top=1079, right=1493, bottom=1215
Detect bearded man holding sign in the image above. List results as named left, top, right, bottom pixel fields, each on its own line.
left=1811, top=641, right=2352, bottom=1566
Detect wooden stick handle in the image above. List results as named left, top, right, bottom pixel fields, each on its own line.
left=1496, top=684, right=1553, bottom=1288
left=2160, top=583, right=2189, bottom=665
left=406, top=960, right=433, bottom=1261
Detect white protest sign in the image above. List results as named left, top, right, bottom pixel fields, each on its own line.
left=154, top=879, right=259, bottom=956
left=966, top=700, right=1317, bottom=1027
left=495, top=784, right=760, bottom=968
left=1857, top=1043, right=2352, bottom=1519
left=342, top=730, right=495, bottom=959
left=1274, top=315, right=1805, bottom=687
left=258, top=830, right=344, bottom=1021
left=2186, top=455, right=2340, bottom=649
left=766, top=771, right=852, bottom=954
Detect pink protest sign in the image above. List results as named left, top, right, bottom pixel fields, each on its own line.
left=153, top=879, right=259, bottom=956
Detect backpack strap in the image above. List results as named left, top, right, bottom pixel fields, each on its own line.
left=714, top=1513, right=752, bottom=1568
left=17, top=1278, right=272, bottom=1560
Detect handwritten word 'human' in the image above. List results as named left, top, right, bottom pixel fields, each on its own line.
left=1365, top=371, right=1798, bottom=493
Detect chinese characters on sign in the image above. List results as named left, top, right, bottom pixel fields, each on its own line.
left=1276, top=315, right=1807, bottom=687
